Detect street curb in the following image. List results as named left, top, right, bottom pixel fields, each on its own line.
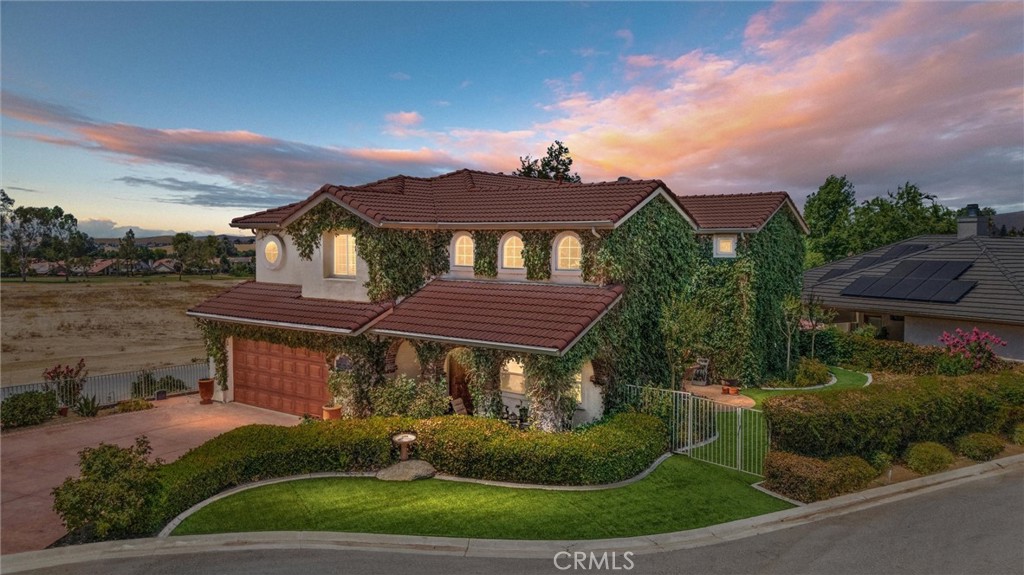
left=5, top=453, right=1021, bottom=572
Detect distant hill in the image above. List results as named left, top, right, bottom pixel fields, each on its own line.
left=93, top=234, right=255, bottom=248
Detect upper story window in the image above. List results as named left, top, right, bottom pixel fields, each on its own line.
left=501, top=233, right=525, bottom=270
left=556, top=233, right=582, bottom=271
left=713, top=234, right=737, bottom=258
left=453, top=233, right=474, bottom=268
left=263, top=235, right=284, bottom=270
left=332, top=232, right=357, bottom=276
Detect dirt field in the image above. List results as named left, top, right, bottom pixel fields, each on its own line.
left=1, top=277, right=244, bottom=386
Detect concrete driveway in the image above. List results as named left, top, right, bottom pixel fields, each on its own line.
left=0, top=395, right=298, bottom=554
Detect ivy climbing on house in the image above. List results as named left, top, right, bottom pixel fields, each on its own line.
left=521, top=230, right=555, bottom=280
left=471, top=230, right=500, bottom=278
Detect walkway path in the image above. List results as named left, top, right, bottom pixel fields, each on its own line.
left=0, top=395, right=298, bottom=554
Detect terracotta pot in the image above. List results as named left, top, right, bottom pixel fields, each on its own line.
left=322, top=405, right=342, bottom=420
left=729, top=387, right=740, bottom=395
left=58, top=406, right=69, bottom=417
left=721, top=386, right=730, bottom=394
left=198, top=378, right=215, bottom=405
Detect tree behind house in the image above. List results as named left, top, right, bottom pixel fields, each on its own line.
left=514, top=140, right=582, bottom=183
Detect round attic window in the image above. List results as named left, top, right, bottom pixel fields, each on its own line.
left=263, top=235, right=284, bottom=270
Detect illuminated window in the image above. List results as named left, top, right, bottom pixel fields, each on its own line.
left=501, top=234, right=524, bottom=269
left=500, top=359, right=526, bottom=395
left=714, top=234, right=737, bottom=258
left=556, top=234, right=582, bottom=270
left=454, top=234, right=474, bottom=267
left=333, top=233, right=357, bottom=276
left=263, top=236, right=283, bottom=270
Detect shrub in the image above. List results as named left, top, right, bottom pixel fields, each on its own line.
left=869, top=451, right=893, bottom=472
left=117, top=398, right=154, bottom=413
left=74, top=395, right=100, bottom=417
left=131, top=371, right=190, bottom=400
left=956, top=433, right=1004, bottom=461
left=1, top=390, right=58, bottom=429
left=936, top=353, right=972, bottom=376
left=905, top=442, right=954, bottom=475
left=370, top=375, right=450, bottom=418
left=413, top=412, right=666, bottom=485
left=1014, top=423, right=1024, bottom=446
left=764, top=371, right=1024, bottom=459
left=794, top=358, right=831, bottom=388
left=938, top=328, right=1007, bottom=372
left=52, top=436, right=163, bottom=539
left=763, top=451, right=876, bottom=503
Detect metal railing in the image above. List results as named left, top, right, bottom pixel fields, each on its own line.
left=0, top=363, right=210, bottom=408
left=623, top=384, right=769, bottom=476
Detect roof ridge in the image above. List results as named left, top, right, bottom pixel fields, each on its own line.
left=677, top=190, right=788, bottom=199
left=973, top=237, right=1024, bottom=299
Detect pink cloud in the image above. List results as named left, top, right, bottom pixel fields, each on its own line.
left=385, top=111, right=423, bottom=127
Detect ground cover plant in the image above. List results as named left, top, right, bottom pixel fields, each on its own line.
left=742, top=366, right=866, bottom=408
left=172, top=455, right=792, bottom=540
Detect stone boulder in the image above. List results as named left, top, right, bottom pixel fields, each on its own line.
left=376, top=459, right=437, bottom=481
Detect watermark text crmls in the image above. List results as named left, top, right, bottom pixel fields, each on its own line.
left=553, top=551, right=635, bottom=571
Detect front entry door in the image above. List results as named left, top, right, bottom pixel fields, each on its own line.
left=447, top=355, right=474, bottom=414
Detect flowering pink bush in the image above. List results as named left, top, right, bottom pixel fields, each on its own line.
left=938, top=328, right=1006, bottom=372
left=42, top=358, right=88, bottom=407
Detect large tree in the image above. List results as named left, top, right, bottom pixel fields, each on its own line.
left=846, top=182, right=957, bottom=254
left=3, top=202, right=53, bottom=282
left=118, top=229, right=138, bottom=276
left=514, top=140, right=582, bottom=183
left=803, top=175, right=856, bottom=265
left=171, top=232, right=196, bottom=280
left=47, top=207, right=79, bottom=282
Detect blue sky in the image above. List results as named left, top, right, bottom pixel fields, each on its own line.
left=2, top=2, right=1021, bottom=237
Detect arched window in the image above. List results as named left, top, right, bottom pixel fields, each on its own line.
left=500, top=233, right=524, bottom=270
left=555, top=233, right=582, bottom=271
left=453, top=233, right=474, bottom=267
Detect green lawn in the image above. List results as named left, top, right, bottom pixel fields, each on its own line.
left=741, top=367, right=868, bottom=408
left=172, top=456, right=792, bottom=540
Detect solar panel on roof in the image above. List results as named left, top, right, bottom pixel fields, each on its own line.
left=932, top=261, right=972, bottom=280
left=861, top=278, right=901, bottom=297
left=819, top=268, right=849, bottom=282
left=840, top=276, right=880, bottom=297
left=882, top=243, right=927, bottom=260
left=849, top=257, right=882, bottom=271
left=906, top=279, right=948, bottom=301
left=888, top=260, right=924, bottom=279
left=929, top=280, right=977, bottom=303
left=882, top=278, right=925, bottom=299
left=908, top=260, right=945, bottom=278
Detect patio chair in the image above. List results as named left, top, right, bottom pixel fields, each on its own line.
left=683, top=358, right=710, bottom=386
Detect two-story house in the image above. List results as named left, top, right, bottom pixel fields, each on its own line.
left=188, top=169, right=806, bottom=428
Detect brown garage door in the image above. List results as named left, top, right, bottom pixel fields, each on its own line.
left=232, top=338, right=329, bottom=416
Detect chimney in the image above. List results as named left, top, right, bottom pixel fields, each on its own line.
left=957, top=203, right=988, bottom=239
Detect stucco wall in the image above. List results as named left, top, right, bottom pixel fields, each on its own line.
left=904, top=316, right=1024, bottom=361
left=499, top=361, right=602, bottom=426
left=254, top=232, right=371, bottom=302
left=394, top=341, right=420, bottom=378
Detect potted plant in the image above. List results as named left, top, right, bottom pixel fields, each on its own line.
left=197, top=377, right=215, bottom=404
left=323, top=370, right=350, bottom=420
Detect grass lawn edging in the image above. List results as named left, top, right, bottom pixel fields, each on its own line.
left=760, top=371, right=838, bottom=391
left=158, top=452, right=677, bottom=537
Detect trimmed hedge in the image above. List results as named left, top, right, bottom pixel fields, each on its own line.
left=794, top=357, right=830, bottom=388
left=413, top=412, right=667, bottom=485
left=956, top=433, right=1004, bottom=461
left=905, top=442, right=954, bottom=475
left=764, top=371, right=1024, bottom=460
left=151, top=412, right=666, bottom=536
left=763, top=451, right=876, bottom=503
left=1, top=390, right=58, bottom=429
left=807, top=329, right=945, bottom=374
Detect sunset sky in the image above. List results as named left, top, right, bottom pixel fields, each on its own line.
left=2, top=2, right=1022, bottom=237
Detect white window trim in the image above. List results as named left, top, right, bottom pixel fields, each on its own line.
left=452, top=232, right=474, bottom=268
left=499, top=232, right=526, bottom=272
left=325, top=231, right=358, bottom=278
left=262, top=235, right=285, bottom=271
left=713, top=234, right=738, bottom=258
left=552, top=231, right=583, bottom=274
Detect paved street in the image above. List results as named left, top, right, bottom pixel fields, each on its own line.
left=0, top=395, right=298, bottom=554
left=9, top=466, right=1022, bottom=575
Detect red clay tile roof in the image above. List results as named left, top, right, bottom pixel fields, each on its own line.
left=231, top=169, right=680, bottom=230
left=675, top=191, right=806, bottom=232
left=373, top=280, right=626, bottom=355
left=186, top=281, right=392, bottom=334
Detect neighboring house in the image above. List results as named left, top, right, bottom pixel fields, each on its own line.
left=804, top=206, right=1024, bottom=360
left=151, top=258, right=177, bottom=273
left=28, top=260, right=65, bottom=276
left=88, top=259, right=118, bottom=276
left=188, top=169, right=806, bottom=421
